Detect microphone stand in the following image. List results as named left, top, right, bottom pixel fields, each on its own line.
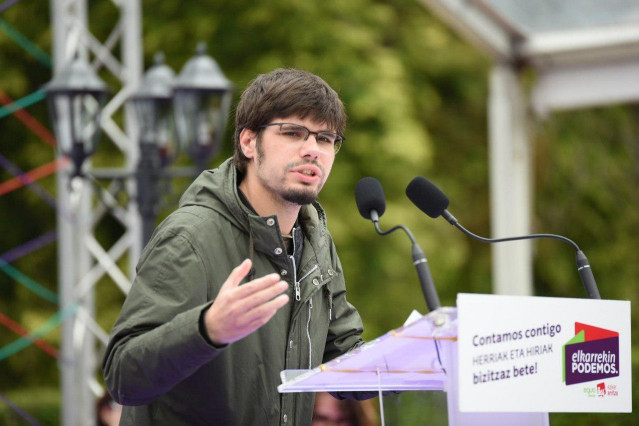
left=440, top=210, right=602, bottom=299
left=369, top=210, right=442, bottom=311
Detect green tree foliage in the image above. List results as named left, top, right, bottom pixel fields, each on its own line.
left=0, top=0, right=637, bottom=424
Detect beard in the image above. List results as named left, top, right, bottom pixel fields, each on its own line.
left=280, top=187, right=319, bottom=205
left=256, top=136, right=322, bottom=205
left=256, top=167, right=321, bottom=205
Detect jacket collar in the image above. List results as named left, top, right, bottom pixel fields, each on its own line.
left=180, top=158, right=328, bottom=259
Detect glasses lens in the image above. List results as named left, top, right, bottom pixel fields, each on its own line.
left=316, top=131, right=344, bottom=154
left=316, top=132, right=337, bottom=144
left=279, top=124, right=308, bottom=140
left=275, top=124, right=343, bottom=154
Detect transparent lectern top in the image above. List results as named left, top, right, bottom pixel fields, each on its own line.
left=279, top=307, right=458, bottom=393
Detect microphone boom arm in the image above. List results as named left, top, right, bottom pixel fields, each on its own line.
left=371, top=211, right=442, bottom=311
left=442, top=210, right=601, bottom=299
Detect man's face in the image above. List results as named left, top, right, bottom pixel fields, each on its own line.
left=249, top=116, right=336, bottom=205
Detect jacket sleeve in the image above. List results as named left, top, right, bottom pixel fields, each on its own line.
left=322, top=237, right=365, bottom=363
left=102, top=229, right=222, bottom=406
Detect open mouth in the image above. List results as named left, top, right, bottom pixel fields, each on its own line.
left=291, top=165, right=322, bottom=180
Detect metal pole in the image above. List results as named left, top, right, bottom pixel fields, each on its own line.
left=50, top=1, right=92, bottom=424
left=136, top=141, right=162, bottom=245
left=488, top=63, right=534, bottom=295
left=51, top=0, right=97, bottom=423
left=122, top=0, right=144, bottom=265
left=50, top=1, right=143, bottom=424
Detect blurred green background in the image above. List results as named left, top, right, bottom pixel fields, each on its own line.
left=0, top=0, right=636, bottom=424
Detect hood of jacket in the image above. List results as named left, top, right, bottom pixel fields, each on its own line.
left=178, top=158, right=330, bottom=253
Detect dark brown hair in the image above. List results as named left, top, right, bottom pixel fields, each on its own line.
left=233, top=68, right=346, bottom=172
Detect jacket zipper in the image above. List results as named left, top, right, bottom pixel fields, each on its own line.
left=306, top=297, right=313, bottom=369
left=289, top=228, right=300, bottom=300
left=293, top=265, right=319, bottom=302
left=287, top=228, right=321, bottom=370
left=297, top=265, right=318, bottom=288
left=290, top=258, right=300, bottom=301
left=297, top=265, right=318, bottom=370
left=297, top=266, right=321, bottom=370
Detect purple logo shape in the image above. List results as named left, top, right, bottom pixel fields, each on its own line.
left=564, top=332, right=619, bottom=385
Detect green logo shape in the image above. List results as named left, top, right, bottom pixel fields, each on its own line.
left=562, top=330, right=585, bottom=382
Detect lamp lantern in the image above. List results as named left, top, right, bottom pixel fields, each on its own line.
left=44, top=57, right=109, bottom=177
left=173, top=42, right=233, bottom=170
left=129, top=52, right=177, bottom=166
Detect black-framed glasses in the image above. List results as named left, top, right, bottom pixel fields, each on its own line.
left=258, top=122, right=345, bottom=154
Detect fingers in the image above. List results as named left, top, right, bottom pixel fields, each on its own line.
left=233, top=273, right=283, bottom=299
left=238, top=280, right=288, bottom=313
left=209, top=262, right=292, bottom=345
left=239, top=294, right=290, bottom=328
left=221, top=259, right=252, bottom=290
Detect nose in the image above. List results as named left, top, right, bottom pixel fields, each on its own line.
left=299, top=133, right=322, bottom=159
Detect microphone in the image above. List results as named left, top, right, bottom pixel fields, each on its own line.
left=354, top=177, right=386, bottom=223
left=355, top=177, right=441, bottom=312
left=405, top=176, right=602, bottom=299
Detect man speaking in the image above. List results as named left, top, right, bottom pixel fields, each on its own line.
left=102, top=69, right=365, bottom=425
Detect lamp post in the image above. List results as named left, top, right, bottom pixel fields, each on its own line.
left=42, top=43, right=231, bottom=422
left=44, top=56, right=109, bottom=426
left=127, top=44, right=233, bottom=245
left=173, top=42, right=233, bottom=172
left=129, top=52, right=176, bottom=244
left=46, top=43, right=233, bottom=247
left=44, top=57, right=109, bottom=177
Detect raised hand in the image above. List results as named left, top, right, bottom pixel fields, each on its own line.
left=204, top=259, right=290, bottom=345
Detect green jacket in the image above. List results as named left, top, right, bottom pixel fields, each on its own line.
left=102, top=159, right=364, bottom=425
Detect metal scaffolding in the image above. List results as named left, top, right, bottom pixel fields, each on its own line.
left=50, top=0, right=142, bottom=424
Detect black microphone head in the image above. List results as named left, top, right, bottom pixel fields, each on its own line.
left=406, top=176, right=449, bottom=218
left=355, top=177, right=386, bottom=219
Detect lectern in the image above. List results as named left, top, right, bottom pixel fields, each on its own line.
left=280, top=294, right=632, bottom=425
left=279, top=307, right=547, bottom=425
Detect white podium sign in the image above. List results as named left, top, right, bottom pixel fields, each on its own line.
left=457, top=293, right=631, bottom=413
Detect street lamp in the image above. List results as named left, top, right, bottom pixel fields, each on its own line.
left=44, top=57, right=109, bottom=177
left=127, top=44, right=233, bottom=245
left=173, top=42, right=233, bottom=171
left=49, top=44, right=233, bottom=245
left=129, top=52, right=177, bottom=167
left=128, top=52, right=176, bottom=244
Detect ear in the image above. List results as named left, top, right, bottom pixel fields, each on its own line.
left=239, top=128, right=258, bottom=160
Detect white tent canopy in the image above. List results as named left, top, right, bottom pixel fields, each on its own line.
left=419, top=0, right=639, bottom=294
